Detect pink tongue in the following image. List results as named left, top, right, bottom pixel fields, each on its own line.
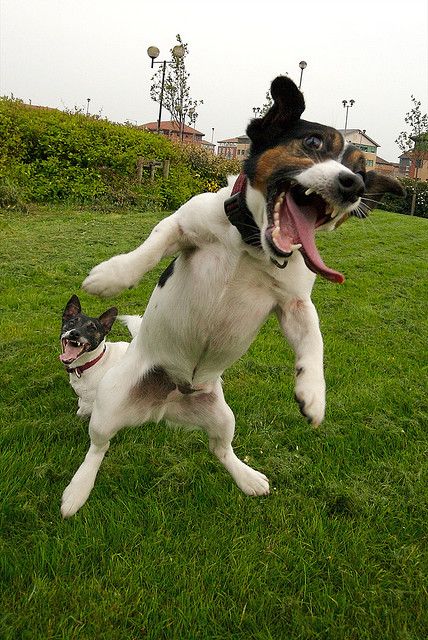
left=60, top=343, right=82, bottom=363
left=285, top=192, right=345, bottom=284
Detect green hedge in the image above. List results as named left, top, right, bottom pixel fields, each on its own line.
left=377, top=176, right=428, bottom=218
left=0, top=97, right=241, bottom=211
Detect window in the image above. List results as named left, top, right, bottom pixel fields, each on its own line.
left=366, top=159, right=374, bottom=167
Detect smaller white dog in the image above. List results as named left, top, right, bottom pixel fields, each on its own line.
left=60, top=294, right=141, bottom=417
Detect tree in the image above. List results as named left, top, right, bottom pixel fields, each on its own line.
left=150, top=34, right=203, bottom=140
left=252, top=91, right=273, bottom=118
left=396, top=96, right=428, bottom=215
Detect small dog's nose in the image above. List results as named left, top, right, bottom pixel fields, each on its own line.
left=67, top=330, right=80, bottom=340
left=337, top=171, right=365, bottom=202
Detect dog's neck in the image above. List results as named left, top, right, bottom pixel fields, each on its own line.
left=65, top=340, right=107, bottom=375
left=224, top=174, right=262, bottom=248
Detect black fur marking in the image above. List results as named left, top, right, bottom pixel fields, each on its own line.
left=177, top=383, right=196, bottom=395
left=294, top=392, right=311, bottom=423
left=224, top=192, right=261, bottom=248
left=296, top=367, right=304, bottom=377
left=158, top=258, right=177, bottom=288
left=131, top=365, right=197, bottom=403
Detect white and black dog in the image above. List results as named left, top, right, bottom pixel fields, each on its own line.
left=60, top=295, right=142, bottom=417
left=61, top=76, right=404, bottom=517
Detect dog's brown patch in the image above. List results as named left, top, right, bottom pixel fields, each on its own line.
left=131, top=366, right=176, bottom=404
left=342, top=146, right=366, bottom=174
left=252, top=143, right=312, bottom=193
left=251, top=130, right=345, bottom=195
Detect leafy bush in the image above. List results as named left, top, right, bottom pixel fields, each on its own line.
left=179, top=144, right=241, bottom=192
left=0, top=97, right=240, bottom=211
left=378, top=176, right=428, bottom=218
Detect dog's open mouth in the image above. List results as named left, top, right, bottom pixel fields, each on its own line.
left=60, top=338, right=89, bottom=364
left=266, top=184, right=345, bottom=283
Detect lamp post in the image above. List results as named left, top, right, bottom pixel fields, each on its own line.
left=147, top=44, right=185, bottom=134
left=342, top=99, right=355, bottom=135
left=86, top=98, right=90, bottom=116
left=298, top=61, right=307, bottom=89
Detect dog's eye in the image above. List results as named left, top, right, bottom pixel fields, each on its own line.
left=303, top=136, right=323, bottom=150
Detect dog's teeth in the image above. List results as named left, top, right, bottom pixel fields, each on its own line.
left=291, top=243, right=302, bottom=250
left=305, top=188, right=314, bottom=196
left=273, top=211, right=280, bottom=227
left=279, top=192, right=285, bottom=201
left=274, top=201, right=281, bottom=213
left=272, top=228, right=280, bottom=238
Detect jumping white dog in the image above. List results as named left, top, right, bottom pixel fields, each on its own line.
left=61, top=76, right=404, bottom=517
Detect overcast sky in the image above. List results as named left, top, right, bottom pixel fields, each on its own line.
left=1, top=0, right=427, bottom=161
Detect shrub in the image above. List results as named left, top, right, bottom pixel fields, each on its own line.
left=378, top=176, right=428, bottom=218
left=0, top=97, right=240, bottom=211
left=179, top=144, right=241, bottom=192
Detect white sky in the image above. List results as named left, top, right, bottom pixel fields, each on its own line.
left=1, top=0, right=427, bottom=161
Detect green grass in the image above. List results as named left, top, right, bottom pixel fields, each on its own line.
left=0, top=205, right=427, bottom=640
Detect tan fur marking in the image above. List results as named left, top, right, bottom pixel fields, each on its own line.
left=253, top=144, right=313, bottom=193
left=342, top=147, right=366, bottom=173
left=331, top=131, right=345, bottom=157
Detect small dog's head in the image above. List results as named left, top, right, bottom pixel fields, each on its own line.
left=244, top=76, right=405, bottom=282
left=60, top=294, right=118, bottom=365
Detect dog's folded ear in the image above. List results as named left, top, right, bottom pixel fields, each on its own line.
left=99, top=307, right=118, bottom=334
left=63, top=294, right=81, bottom=321
left=363, top=171, right=406, bottom=211
left=247, top=76, right=305, bottom=146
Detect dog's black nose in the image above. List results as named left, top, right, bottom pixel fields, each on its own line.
left=67, top=330, right=80, bottom=340
left=337, top=171, right=365, bottom=202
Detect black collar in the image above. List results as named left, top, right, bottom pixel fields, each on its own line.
left=224, top=174, right=261, bottom=248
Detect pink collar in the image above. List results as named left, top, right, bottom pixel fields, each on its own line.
left=66, top=346, right=106, bottom=378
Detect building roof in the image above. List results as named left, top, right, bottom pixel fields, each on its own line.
left=376, top=156, right=399, bottom=167
left=218, top=135, right=250, bottom=145
left=338, top=128, right=380, bottom=147
left=217, top=137, right=240, bottom=144
left=140, top=121, right=204, bottom=136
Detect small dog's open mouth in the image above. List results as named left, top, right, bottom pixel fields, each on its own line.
left=265, top=184, right=345, bottom=283
left=60, top=338, right=89, bottom=364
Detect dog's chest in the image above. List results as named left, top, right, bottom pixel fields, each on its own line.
left=141, top=245, right=288, bottom=378
left=67, top=342, right=129, bottom=399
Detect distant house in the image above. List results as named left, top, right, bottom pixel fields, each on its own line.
left=339, top=129, right=379, bottom=168
left=398, top=134, right=428, bottom=181
left=374, top=156, right=400, bottom=177
left=201, top=140, right=216, bottom=154
left=140, top=121, right=205, bottom=145
left=217, top=135, right=250, bottom=159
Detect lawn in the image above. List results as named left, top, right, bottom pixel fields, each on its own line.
left=0, top=205, right=427, bottom=640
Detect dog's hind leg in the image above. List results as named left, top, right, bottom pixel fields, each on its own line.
left=166, top=382, right=270, bottom=496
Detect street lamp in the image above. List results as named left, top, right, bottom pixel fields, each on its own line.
left=342, top=99, right=355, bottom=135
left=298, top=61, right=307, bottom=89
left=86, top=98, right=91, bottom=116
left=147, top=44, right=185, bottom=133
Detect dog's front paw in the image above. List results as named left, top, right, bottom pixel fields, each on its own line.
left=234, top=462, right=270, bottom=496
left=61, top=479, right=90, bottom=518
left=82, top=254, right=137, bottom=297
left=294, top=368, right=325, bottom=427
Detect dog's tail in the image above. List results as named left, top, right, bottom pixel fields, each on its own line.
left=117, top=315, right=143, bottom=338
